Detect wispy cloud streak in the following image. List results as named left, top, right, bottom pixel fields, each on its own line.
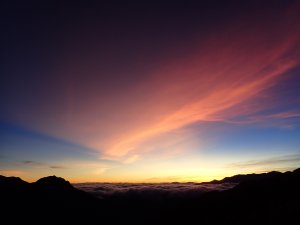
left=228, top=154, right=300, bottom=169
left=4, top=2, right=300, bottom=165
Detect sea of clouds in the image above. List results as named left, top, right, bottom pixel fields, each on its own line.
left=74, top=182, right=236, bottom=200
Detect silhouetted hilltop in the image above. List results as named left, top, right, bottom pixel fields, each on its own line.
left=0, top=168, right=299, bottom=225
left=0, top=175, right=100, bottom=225
left=207, top=171, right=282, bottom=184
left=292, top=167, right=300, bottom=174
left=33, top=175, right=74, bottom=191
left=0, top=175, right=28, bottom=191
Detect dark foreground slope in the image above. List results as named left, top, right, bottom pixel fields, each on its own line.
left=0, top=169, right=299, bottom=225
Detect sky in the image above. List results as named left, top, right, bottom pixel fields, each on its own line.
left=1, top=0, right=300, bottom=182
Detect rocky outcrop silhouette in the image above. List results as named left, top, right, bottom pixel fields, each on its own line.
left=0, top=168, right=299, bottom=225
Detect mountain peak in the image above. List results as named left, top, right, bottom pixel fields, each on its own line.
left=0, top=175, right=28, bottom=190
left=34, top=175, right=73, bottom=190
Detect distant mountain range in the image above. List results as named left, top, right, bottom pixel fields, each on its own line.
left=1, top=168, right=299, bottom=225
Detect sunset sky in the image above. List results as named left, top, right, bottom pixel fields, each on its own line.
left=1, top=0, right=300, bottom=182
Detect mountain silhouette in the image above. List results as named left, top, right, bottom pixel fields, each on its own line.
left=33, top=175, right=74, bottom=191
left=0, top=175, right=28, bottom=190
left=207, top=170, right=282, bottom=184
left=0, top=169, right=299, bottom=225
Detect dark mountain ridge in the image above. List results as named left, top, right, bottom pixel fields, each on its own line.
left=207, top=170, right=283, bottom=184
left=1, top=168, right=299, bottom=225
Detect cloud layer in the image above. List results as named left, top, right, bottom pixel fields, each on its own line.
left=74, top=182, right=236, bottom=200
